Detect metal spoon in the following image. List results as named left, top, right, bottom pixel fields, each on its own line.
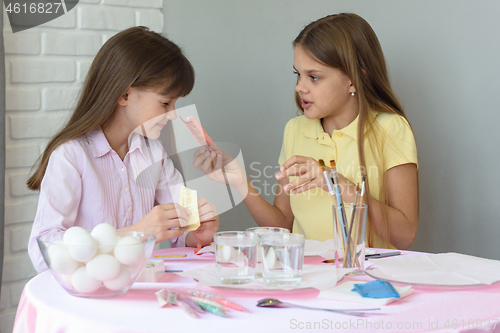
left=256, top=298, right=380, bottom=316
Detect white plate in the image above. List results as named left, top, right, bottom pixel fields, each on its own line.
left=178, top=264, right=350, bottom=291
left=365, top=266, right=493, bottom=288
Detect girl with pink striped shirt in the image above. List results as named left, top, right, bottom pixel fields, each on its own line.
left=27, top=27, right=219, bottom=272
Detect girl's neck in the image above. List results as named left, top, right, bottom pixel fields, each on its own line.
left=321, top=105, right=359, bottom=137
left=102, top=113, right=130, bottom=161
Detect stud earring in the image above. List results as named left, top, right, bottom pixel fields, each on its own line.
left=351, top=92, right=355, bottom=96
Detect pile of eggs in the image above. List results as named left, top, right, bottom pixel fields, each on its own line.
left=47, top=224, right=146, bottom=294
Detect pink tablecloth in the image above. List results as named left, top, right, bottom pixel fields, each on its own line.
left=13, top=248, right=500, bottom=333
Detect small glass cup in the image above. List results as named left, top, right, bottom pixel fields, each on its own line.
left=214, top=231, right=258, bottom=285
left=259, top=233, right=305, bottom=286
left=246, top=227, right=290, bottom=262
left=332, top=204, right=368, bottom=270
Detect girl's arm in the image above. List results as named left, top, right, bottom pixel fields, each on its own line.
left=333, top=163, right=418, bottom=249
left=240, top=177, right=294, bottom=231
left=28, top=146, right=83, bottom=273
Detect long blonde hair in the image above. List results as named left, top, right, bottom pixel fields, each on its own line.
left=28, top=26, right=194, bottom=191
left=294, top=13, right=412, bottom=247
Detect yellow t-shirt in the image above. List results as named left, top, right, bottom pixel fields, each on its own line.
left=278, top=111, right=418, bottom=248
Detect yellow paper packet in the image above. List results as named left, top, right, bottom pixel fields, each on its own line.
left=178, top=186, right=200, bottom=231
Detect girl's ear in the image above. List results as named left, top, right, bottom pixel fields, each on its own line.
left=349, top=82, right=357, bottom=95
left=117, top=87, right=133, bottom=107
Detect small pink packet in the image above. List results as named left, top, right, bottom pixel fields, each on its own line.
left=180, top=116, right=221, bottom=154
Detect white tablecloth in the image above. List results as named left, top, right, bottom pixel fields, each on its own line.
left=13, top=248, right=500, bottom=333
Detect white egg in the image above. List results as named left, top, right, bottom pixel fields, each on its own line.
left=103, top=265, right=132, bottom=291
left=217, top=245, right=232, bottom=262
left=263, top=247, right=276, bottom=269
left=59, top=273, right=73, bottom=289
left=47, top=240, right=65, bottom=259
left=71, top=267, right=102, bottom=293
left=113, top=236, right=145, bottom=266
left=91, top=223, right=117, bottom=254
left=68, top=233, right=98, bottom=262
left=49, top=245, right=79, bottom=275
left=63, top=226, right=89, bottom=245
left=86, top=254, right=121, bottom=281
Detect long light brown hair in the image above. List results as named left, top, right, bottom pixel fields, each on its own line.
left=28, top=26, right=194, bottom=190
left=293, top=13, right=414, bottom=247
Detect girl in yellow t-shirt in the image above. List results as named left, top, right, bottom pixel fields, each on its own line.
left=194, top=13, right=418, bottom=250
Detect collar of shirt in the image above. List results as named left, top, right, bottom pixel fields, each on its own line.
left=86, top=127, right=149, bottom=159
left=302, top=110, right=378, bottom=143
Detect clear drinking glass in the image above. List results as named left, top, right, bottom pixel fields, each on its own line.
left=246, top=227, right=290, bottom=262
left=332, top=204, right=368, bottom=270
left=214, top=231, right=258, bottom=284
left=259, top=233, right=305, bottom=286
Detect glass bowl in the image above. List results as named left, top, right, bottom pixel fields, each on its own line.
left=37, top=230, right=156, bottom=298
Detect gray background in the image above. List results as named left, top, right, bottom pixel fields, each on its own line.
left=164, top=0, right=500, bottom=259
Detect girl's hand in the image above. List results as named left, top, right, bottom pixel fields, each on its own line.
left=186, top=197, right=219, bottom=247
left=192, top=143, right=246, bottom=189
left=276, top=155, right=358, bottom=200
left=275, top=155, right=330, bottom=194
left=126, top=203, right=191, bottom=243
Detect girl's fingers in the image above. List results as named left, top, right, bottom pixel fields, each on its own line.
left=197, top=220, right=217, bottom=230
left=162, top=218, right=186, bottom=229
left=277, top=156, right=318, bottom=180
left=279, top=163, right=310, bottom=178
left=201, top=151, right=214, bottom=172
left=192, top=154, right=209, bottom=170
left=197, top=197, right=208, bottom=206
left=199, top=207, right=216, bottom=222
left=193, top=147, right=206, bottom=159
left=281, top=155, right=313, bottom=170
left=162, top=229, right=184, bottom=239
left=214, top=154, right=223, bottom=171
left=283, top=172, right=317, bottom=192
left=198, top=198, right=217, bottom=221
left=290, top=180, right=321, bottom=195
left=161, top=202, right=191, bottom=215
left=160, top=204, right=190, bottom=226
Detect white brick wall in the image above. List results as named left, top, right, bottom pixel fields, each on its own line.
left=1, top=2, right=164, bottom=332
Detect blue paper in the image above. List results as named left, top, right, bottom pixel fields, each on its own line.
left=351, top=279, right=401, bottom=299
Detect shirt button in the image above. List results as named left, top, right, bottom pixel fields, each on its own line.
left=337, top=133, right=343, bottom=137
left=121, top=167, right=126, bottom=172
left=125, top=187, right=130, bottom=192
left=127, top=207, right=132, bottom=212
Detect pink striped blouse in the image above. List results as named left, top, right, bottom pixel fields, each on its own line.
left=28, top=127, right=186, bottom=273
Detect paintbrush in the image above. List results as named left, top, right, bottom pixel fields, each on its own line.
left=329, top=158, right=349, bottom=248
left=318, top=159, right=336, bottom=200
left=344, top=184, right=360, bottom=268
left=319, top=159, right=347, bottom=249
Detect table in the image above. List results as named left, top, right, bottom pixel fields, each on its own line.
left=13, top=248, right=500, bottom=333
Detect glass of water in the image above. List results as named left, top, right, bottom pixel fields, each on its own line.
left=214, top=231, right=258, bottom=285
left=259, top=233, right=305, bottom=286
left=246, top=227, right=290, bottom=262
